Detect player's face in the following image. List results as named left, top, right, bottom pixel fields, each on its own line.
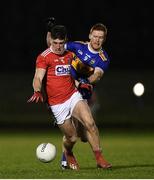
left=50, top=39, right=65, bottom=55
left=89, top=30, right=105, bottom=51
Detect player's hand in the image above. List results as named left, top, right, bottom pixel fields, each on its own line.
left=27, top=91, right=43, bottom=103
left=78, top=78, right=93, bottom=91
left=78, top=79, right=93, bottom=99
left=46, top=17, right=56, bottom=32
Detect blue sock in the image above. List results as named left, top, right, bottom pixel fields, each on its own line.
left=61, top=152, right=67, bottom=167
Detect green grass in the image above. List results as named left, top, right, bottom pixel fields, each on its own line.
left=0, top=128, right=154, bottom=179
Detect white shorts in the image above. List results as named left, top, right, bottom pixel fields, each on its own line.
left=49, top=91, right=83, bottom=125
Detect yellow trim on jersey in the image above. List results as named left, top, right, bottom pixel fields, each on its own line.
left=99, top=51, right=107, bottom=61
left=71, top=57, right=81, bottom=71
left=71, top=56, right=94, bottom=77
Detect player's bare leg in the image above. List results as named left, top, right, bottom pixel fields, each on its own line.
left=60, top=117, right=87, bottom=169
left=72, top=100, right=112, bottom=169
left=58, top=119, right=79, bottom=170
left=72, top=117, right=88, bottom=142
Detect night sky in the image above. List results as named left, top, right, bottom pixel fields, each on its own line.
left=1, top=0, right=154, bottom=72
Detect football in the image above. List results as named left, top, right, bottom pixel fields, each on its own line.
left=36, top=143, right=56, bottom=163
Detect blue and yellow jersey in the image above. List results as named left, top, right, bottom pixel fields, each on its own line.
left=71, top=53, right=94, bottom=79
left=65, top=41, right=110, bottom=80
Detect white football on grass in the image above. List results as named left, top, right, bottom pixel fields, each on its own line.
left=36, top=143, right=56, bottom=163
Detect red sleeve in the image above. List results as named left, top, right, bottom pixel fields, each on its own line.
left=36, top=55, right=48, bottom=69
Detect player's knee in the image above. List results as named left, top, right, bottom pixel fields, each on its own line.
left=68, top=135, right=78, bottom=144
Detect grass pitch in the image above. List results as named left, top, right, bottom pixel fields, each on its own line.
left=0, top=128, right=154, bottom=179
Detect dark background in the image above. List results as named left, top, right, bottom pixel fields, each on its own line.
left=1, top=0, right=154, bottom=129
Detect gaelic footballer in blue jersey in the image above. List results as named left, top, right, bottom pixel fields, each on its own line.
left=67, top=41, right=110, bottom=83
left=64, top=23, right=109, bottom=101
left=65, top=23, right=109, bottom=85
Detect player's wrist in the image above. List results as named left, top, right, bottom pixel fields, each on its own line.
left=34, top=90, right=41, bottom=93
left=79, top=78, right=90, bottom=84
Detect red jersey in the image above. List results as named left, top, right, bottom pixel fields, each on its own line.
left=36, top=48, right=77, bottom=105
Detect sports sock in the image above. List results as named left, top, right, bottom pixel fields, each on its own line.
left=93, top=150, right=102, bottom=162
left=61, top=152, right=67, bottom=167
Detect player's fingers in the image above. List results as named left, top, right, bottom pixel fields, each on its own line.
left=27, top=99, right=31, bottom=103
left=35, top=96, right=39, bottom=103
left=27, top=96, right=35, bottom=103
left=40, top=96, right=43, bottom=102
left=80, top=84, right=87, bottom=89
left=27, top=98, right=31, bottom=103
left=82, top=86, right=91, bottom=91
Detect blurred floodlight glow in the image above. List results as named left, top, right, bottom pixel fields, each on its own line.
left=133, top=82, right=145, bottom=97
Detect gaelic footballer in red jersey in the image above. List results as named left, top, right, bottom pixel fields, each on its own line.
left=28, top=23, right=112, bottom=170
left=36, top=48, right=76, bottom=105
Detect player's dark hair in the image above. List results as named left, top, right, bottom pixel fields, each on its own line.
left=46, top=17, right=67, bottom=40
left=50, top=25, right=67, bottom=40
left=90, top=23, right=107, bottom=37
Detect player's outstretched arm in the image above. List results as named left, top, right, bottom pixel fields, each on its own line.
left=46, top=17, right=56, bottom=47
left=27, top=68, right=46, bottom=103
left=88, top=67, right=104, bottom=84
left=46, top=32, right=51, bottom=47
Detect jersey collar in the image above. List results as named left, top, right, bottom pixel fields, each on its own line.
left=88, top=43, right=102, bottom=54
